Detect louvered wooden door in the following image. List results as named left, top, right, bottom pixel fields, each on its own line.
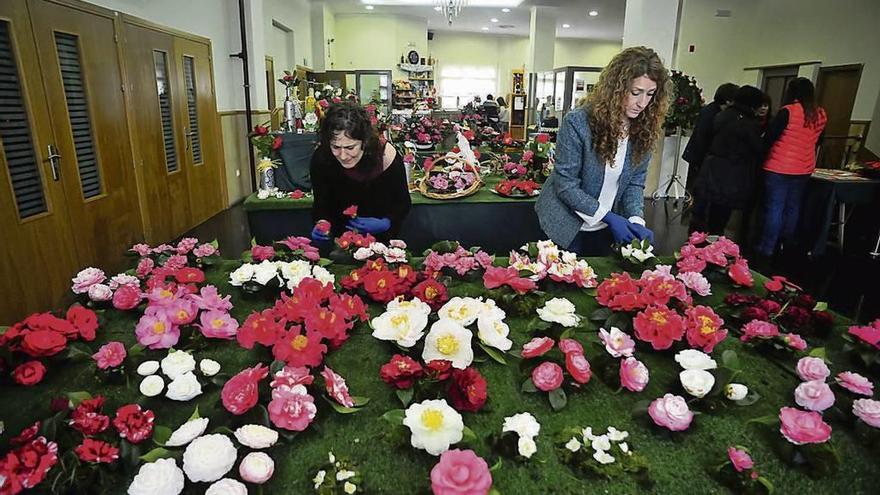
left=0, top=0, right=80, bottom=323
left=174, top=37, right=226, bottom=226
left=28, top=0, right=142, bottom=270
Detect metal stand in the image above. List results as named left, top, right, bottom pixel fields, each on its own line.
left=652, top=126, right=692, bottom=204
left=870, top=226, right=880, bottom=259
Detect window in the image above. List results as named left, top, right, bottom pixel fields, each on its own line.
left=438, top=65, right=496, bottom=110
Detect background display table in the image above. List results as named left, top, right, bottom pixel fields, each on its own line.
left=800, top=169, right=880, bottom=256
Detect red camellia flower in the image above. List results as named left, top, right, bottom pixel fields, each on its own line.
left=411, top=278, right=450, bottom=310
left=221, top=363, right=270, bottom=415
left=379, top=354, right=424, bottom=389
left=112, top=284, right=142, bottom=311
left=305, top=307, right=350, bottom=343
left=565, top=352, right=592, bottom=384
left=65, top=305, right=99, bottom=341
left=558, top=338, right=584, bottom=355
left=23, top=313, right=76, bottom=337
left=343, top=205, right=358, bottom=217
left=290, top=189, right=305, bottom=200
left=535, top=133, right=550, bottom=144
left=21, top=330, right=68, bottom=357
left=849, top=324, right=880, bottom=349
left=11, top=422, right=40, bottom=446
left=685, top=305, right=727, bottom=353
left=482, top=266, right=537, bottom=295
left=272, top=328, right=327, bottom=368
left=1, top=435, right=59, bottom=493
left=362, top=269, right=403, bottom=303
left=253, top=125, right=269, bottom=136
left=70, top=397, right=110, bottom=436
left=13, top=360, right=46, bottom=386
left=328, top=293, right=369, bottom=323
left=728, top=258, right=754, bottom=287
left=112, top=404, right=155, bottom=444
left=764, top=275, right=787, bottom=292
left=272, top=135, right=283, bottom=150
left=633, top=305, right=686, bottom=350
left=174, top=267, right=205, bottom=284
left=521, top=336, right=555, bottom=359
left=596, top=272, right=645, bottom=311
left=238, top=309, right=283, bottom=349
left=741, top=306, right=769, bottom=322
left=74, top=438, right=119, bottom=464
left=448, top=367, right=488, bottom=412
left=425, top=360, right=453, bottom=381
left=315, top=219, right=331, bottom=234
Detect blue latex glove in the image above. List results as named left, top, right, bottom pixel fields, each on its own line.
left=629, top=223, right=655, bottom=244
left=602, top=212, right=637, bottom=244
left=347, top=216, right=391, bottom=234
left=310, top=225, right=330, bottom=243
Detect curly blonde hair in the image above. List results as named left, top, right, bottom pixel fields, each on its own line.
left=584, top=46, right=671, bottom=166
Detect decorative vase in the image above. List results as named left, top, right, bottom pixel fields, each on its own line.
left=260, top=168, right=275, bottom=191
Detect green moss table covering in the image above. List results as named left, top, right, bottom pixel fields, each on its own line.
left=2, top=252, right=880, bottom=494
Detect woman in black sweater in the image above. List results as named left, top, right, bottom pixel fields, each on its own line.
left=309, top=102, right=411, bottom=243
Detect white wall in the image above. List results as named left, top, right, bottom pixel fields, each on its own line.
left=264, top=0, right=312, bottom=70
left=554, top=39, right=621, bottom=68
left=333, top=14, right=427, bottom=79
left=623, top=0, right=681, bottom=67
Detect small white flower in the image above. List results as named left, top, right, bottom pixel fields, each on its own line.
left=565, top=437, right=581, bottom=452
left=353, top=247, right=374, bottom=261
left=166, top=372, right=203, bottom=401
left=139, top=375, right=164, bottom=397
left=536, top=297, right=581, bottom=327
left=591, top=435, right=611, bottom=452
left=228, top=264, right=255, bottom=286
left=166, top=417, right=209, bottom=447
left=387, top=297, right=432, bottom=316
left=137, top=361, right=160, bottom=376
left=336, top=470, right=356, bottom=481
left=517, top=436, right=537, bottom=458
left=234, top=424, right=278, bottom=449
left=161, top=349, right=196, bottom=380
left=278, top=260, right=311, bottom=288
left=311, top=266, right=335, bottom=287
left=438, top=297, right=484, bottom=326
left=632, top=246, right=655, bottom=262
left=328, top=452, right=336, bottom=464
left=674, top=349, right=717, bottom=370
left=582, top=427, right=595, bottom=442
left=313, top=470, right=327, bottom=489
left=344, top=482, right=357, bottom=494
left=384, top=247, right=408, bottom=264
left=421, top=319, right=474, bottom=369
left=199, top=359, right=221, bottom=377
left=251, top=260, right=280, bottom=286
left=725, top=383, right=749, bottom=401
left=205, top=478, right=247, bottom=495
left=127, top=458, right=185, bottom=495
left=619, top=442, right=630, bottom=455
left=256, top=189, right=270, bottom=200
left=606, top=427, right=629, bottom=442
left=680, top=369, right=716, bottom=398
left=502, top=412, right=540, bottom=439
left=593, top=450, right=616, bottom=465
left=182, top=434, right=238, bottom=483
left=620, top=245, right=634, bottom=259
left=402, top=399, right=464, bottom=456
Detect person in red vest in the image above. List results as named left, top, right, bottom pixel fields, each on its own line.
left=756, top=77, right=827, bottom=257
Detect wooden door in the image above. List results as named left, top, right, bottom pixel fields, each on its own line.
left=173, top=36, right=226, bottom=226
left=121, top=20, right=192, bottom=243
left=817, top=65, right=862, bottom=168
left=0, top=0, right=79, bottom=324
left=28, top=0, right=142, bottom=270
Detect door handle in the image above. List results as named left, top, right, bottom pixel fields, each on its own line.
left=184, top=128, right=196, bottom=150
left=46, top=145, right=61, bottom=181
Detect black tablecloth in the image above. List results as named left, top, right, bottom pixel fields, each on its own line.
left=800, top=174, right=880, bottom=256
left=274, top=133, right=318, bottom=191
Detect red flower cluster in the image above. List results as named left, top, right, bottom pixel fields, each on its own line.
left=335, top=231, right=375, bottom=250
left=341, top=258, right=418, bottom=304
left=74, top=438, right=119, bottom=464
left=482, top=266, right=537, bottom=295
left=411, top=278, right=450, bottom=310
left=684, top=305, right=727, bottom=353
left=676, top=233, right=753, bottom=287
left=112, top=404, right=155, bottom=444
left=633, top=306, right=686, bottom=350
left=380, top=354, right=424, bottom=389
left=378, top=356, right=487, bottom=413
left=447, top=368, right=488, bottom=413
left=596, top=271, right=690, bottom=312
left=0, top=423, right=58, bottom=493
left=494, top=179, right=540, bottom=197
left=69, top=396, right=110, bottom=436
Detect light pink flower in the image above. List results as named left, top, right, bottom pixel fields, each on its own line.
left=783, top=333, right=808, bottom=351
left=558, top=338, right=583, bottom=355
left=430, top=449, right=492, bottom=495
left=321, top=366, right=354, bottom=407
left=531, top=361, right=563, bottom=392
left=197, top=310, right=239, bottom=340
left=853, top=399, right=880, bottom=428
left=620, top=357, right=649, bottom=392
left=796, top=357, right=830, bottom=382
left=676, top=271, right=711, bottom=296
left=727, top=447, right=753, bottom=472
left=109, top=274, right=140, bottom=290
left=270, top=366, right=314, bottom=388
left=130, top=243, right=152, bottom=256
left=794, top=380, right=835, bottom=412
left=390, top=239, right=407, bottom=249
left=239, top=452, right=274, bottom=484
left=779, top=407, right=831, bottom=444
left=176, top=237, right=199, bottom=254
left=135, top=313, right=180, bottom=349
left=152, top=243, right=174, bottom=254
left=648, top=394, right=693, bottom=431
left=187, top=285, right=233, bottom=312
left=474, top=251, right=494, bottom=269
left=740, top=320, right=779, bottom=341
left=836, top=372, right=874, bottom=396
left=598, top=327, right=635, bottom=358
left=165, top=299, right=199, bottom=326
left=268, top=384, right=317, bottom=431
left=162, top=254, right=188, bottom=270
left=88, top=284, right=113, bottom=302
left=677, top=256, right=706, bottom=274
left=72, top=267, right=106, bottom=294
left=193, top=243, right=218, bottom=257
left=688, top=231, right=708, bottom=245
left=92, top=341, right=126, bottom=369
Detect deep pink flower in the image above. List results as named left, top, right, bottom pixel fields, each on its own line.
left=164, top=299, right=198, bottom=326
left=648, top=394, right=693, bottom=431
left=222, top=363, right=269, bottom=415
left=565, top=353, right=591, bottom=384
left=728, top=258, right=754, bottom=287
left=188, top=285, right=233, bottom=312
left=740, top=319, right=779, bottom=342
left=835, top=372, right=874, bottom=396
left=251, top=245, right=276, bottom=262
left=430, top=449, right=492, bottom=495
left=531, top=361, right=563, bottom=392
left=134, top=312, right=179, bottom=349
left=727, top=447, right=753, bottom=472
left=783, top=333, right=808, bottom=351
left=779, top=407, right=831, bottom=444
left=321, top=366, right=354, bottom=408
left=620, top=357, right=649, bottom=392
left=92, top=341, right=126, bottom=370
left=848, top=323, right=880, bottom=349
left=270, top=365, right=314, bottom=388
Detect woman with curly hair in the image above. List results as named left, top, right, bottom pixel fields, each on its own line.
left=535, top=46, right=670, bottom=255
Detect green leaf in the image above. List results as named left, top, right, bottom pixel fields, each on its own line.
left=395, top=388, right=414, bottom=407
left=808, top=347, right=827, bottom=360
left=139, top=447, right=173, bottom=463
left=65, top=343, right=93, bottom=361
left=269, top=360, right=286, bottom=376
left=590, top=307, right=613, bottom=322
left=352, top=396, right=371, bottom=407
left=605, top=312, right=631, bottom=332
left=521, top=378, right=538, bottom=393
left=488, top=488, right=502, bottom=495
left=527, top=317, right=551, bottom=332
left=721, top=350, right=741, bottom=370
left=318, top=258, right=334, bottom=267
left=548, top=388, right=567, bottom=411
left=461, top=426, right=478, bottom=444
left=188, top=406, right=201, bottom=422
left=66, top=391, right=93, bottom=408
left=210, top=239, right=219, bottom=249
left=479, top=342, right=507, bottom=365
left=813, top=301, right=828, bottom=312
left=127, top=343, right=145, bottom=357
left=747, top=415, right=779, bottom=426
left=327, top=401, right=361, bottom=414
left=489, top=457, right=503, bottom=472
left=757, top=476, right=775, bottom=494
left=152, top=425, right=172, bottom=446
left=250, top=237, right=257, bottom=247
left=381, top=409, right=405, bottom=425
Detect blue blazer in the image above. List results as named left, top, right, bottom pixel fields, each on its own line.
left=535, top=107, right=650, bottom=249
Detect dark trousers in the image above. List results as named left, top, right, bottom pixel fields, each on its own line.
left=756, top=171, right=810, bottom=256
left=567, top=228, right=614, bottom=257
left=706, top=203, right=734, bottom=235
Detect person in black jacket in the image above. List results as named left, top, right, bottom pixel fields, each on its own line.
left=309, top=102, right=411, bottom=243
left=691, top=86, right=765, bottom=236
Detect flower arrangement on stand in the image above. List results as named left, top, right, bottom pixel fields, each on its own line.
left=664, top=70, right=703, bottom=135
left=498, top=133, right=553, bottom=183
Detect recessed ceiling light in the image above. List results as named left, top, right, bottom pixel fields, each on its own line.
left=365, top=5, right=374, bottom=10
left=490, top=18, right=499, bottom=23
left=502, top=8, right=510, bottom=13
left=481, top=26, right=489, bottom=31
left=562, top=24, right=571, bottom=28
left=434, top=6, right=441, bottom=11
left=589, top=10, right=598, bottom=16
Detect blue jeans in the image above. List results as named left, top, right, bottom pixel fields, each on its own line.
left=757, top=171, right=810, bottom=256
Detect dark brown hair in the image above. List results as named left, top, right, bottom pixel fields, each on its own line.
left=319, top=102, right=382, bottom=171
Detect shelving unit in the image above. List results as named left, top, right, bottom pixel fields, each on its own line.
left=398, top=62, right=437, bottom=110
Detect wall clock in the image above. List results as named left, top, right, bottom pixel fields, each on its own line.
left=407, top=49, right=420, bottom=65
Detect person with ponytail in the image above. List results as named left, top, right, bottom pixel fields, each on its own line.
left=535, top=46, right=670, bottom=255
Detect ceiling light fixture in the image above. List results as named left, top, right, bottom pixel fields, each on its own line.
left=490, top=18, right=499, bottom=22
left=589, top=10, right=598, bottom=16
left=502, top=8, right=510, bottom=13
left=481, top=26, right=489, bottom=30
left=365, top=5, right=374, bottom=10
left=435, top=0, right=468, bottom=26
left=562, top=23, right=570, bottom=28
left=434, top=6, right=442, bottom=11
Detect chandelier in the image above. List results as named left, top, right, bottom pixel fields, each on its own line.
left=436, top=0, right=467, bottom=25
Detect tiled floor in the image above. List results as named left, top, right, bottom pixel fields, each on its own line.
left=184, top=197, right=879, bottom=323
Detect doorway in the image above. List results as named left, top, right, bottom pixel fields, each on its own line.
left=760, top=65, right=799, bottom=115
left=816, top=64, right=862, bottom=168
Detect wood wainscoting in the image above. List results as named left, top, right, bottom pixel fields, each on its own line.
left=219, top=110, right=270, bottom=205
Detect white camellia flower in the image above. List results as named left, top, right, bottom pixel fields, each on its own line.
left=127, top=457, right=185, bottom=495
left=680, top=369, right=716, bottom=398
left=384, top=247, right=408, bottom=264
left=199, top=359, right=221, bottom=377
left=591, top=435, right=611, bottom=452
left=402, top=399, right=464, bottom=456
left=421, top=319, right=474, bottom=369
left=674, top=349, right=718, bottom=370
left=438, top=297, right=484, bottom=326
left=313, top=470, right=327, bottom=489
left=368, top=242, right=388, bottom=255
left=502, top=412, right=541, bottom=439
left=565, top=437, right=581, bottom=452
left=205, top=478, right=248, bottom=495
left=336, top=470, right=356, bottom=481
left=619, top=442, right=630, bottom=455
left=166, top=372, right=203, bottom=401
left=278, top=260, right=312, bottom=288
left=228, top=264, right=255, bottom=286
left=387, top=297, right=432, bottom=316
left=593, top=450, right=616, bottom=465
left=251, top=260, right=280, bottom=286
left=517, top=436, right=537, bottom=458
left=234, top=424, right=279, bottom=449
left=182, top=434, right=238, bottom=483
left=311, top=266, right=335, bottom=287
left=161, top=350, right=196, bottom=380
left=139, top=375, right=164, bottom=397
left=137, top=360, right=160, bottom=376
left=344, top=482, right=357, bottom=495
left=371, top=308, right=428, bottom=348
left=166, top=418, right=210, bottom=447
left=536, top=297, right=581, bottom=327
left=606, top=427, right=629, bottom=442
left=353, top=247, right=374, bottom=261
left=582, top=427, right=595, bottom=442
left=476, top=315, right=512, bottom=352
left=239, top=452, right=274, bottom=484
left=725, top=383, right=749, bottom=401
left=256, top=189, right=270, bottom=200
left=88, top=284, right=113, bottom=302
left=478, top=298, right=506, bottom=321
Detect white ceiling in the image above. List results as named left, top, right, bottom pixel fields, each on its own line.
left=323, top=0, right=626, bottom=41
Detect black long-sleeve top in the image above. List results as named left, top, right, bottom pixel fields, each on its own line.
left=310, top=143, right=412, bottom=240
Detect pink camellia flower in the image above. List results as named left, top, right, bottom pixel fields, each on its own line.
left=92, top=342, right=126, bottom=370
left=136, top=258, right=155, bottom=278
left=88, top=284, right=113, bottom=302
left=740, top=320, right=779, bottom=342
left=112, top=285, right=142, bottom=311
left=620, top=357, right=650, bottom=392
left=835, top=372, right=874, bottom=397
left=188, top=285, right=233, bottom=312
left=677, top=256, right=707, bottom=274
left=109, top=274, right=140, bottom=290
left=134, top=312, right=180, bottom=349
left=165, top=299, right=199, bottom=326
left=565, top=353, right=591, bottom=385
left=390, top=239, right=407, bottom=249
left=72, top=267, right=106, bottom=294
left=558, top=338, right=583, bottom=356
left=779, top=407, right=832, bottom=444
left=648, top=394, right=693, bottom=431
left=598, top=327, right=635, bottom=358
left=794, top=380, right=836, bottom=412
left=727, top=447, right=754, bottom=472
left=222, top=364, right=269, bottom=415
left=251, top=245, right=276, bottom=262
left=176, top=237, right=198, bottom=254
left=796, top=357, right=830, bottom=382
left=848, top=323, right=880, bottom=349
left=783, top=333, right=808, bottom=351
left=267, top=384, right=317, bottom=431
left=676, top=271, right=712, bottom=296
left=521, top=337, right=555, bottom=359
left=270, top=366, right=314, bottom=388
left=430, top=449, right=492, bottom=495
left=688, top=231, right=708, bottom=245
left=239, top=452, right=275, bottom=484
left=162, top=254, right=188, bottom=271
left=531, top=361, right=563, bottom=392
left=197, top=310, right=239, bottom=340
left=193, top=243, right=218, bottom=258
left=852, top=399, right=880, bottom=428
left=728, top=259, right=754, bottom=287
left=343, top=205, right=358, bottom=217
left=321, top=366, right=354, bottom=408
left=130, top=243, right=153, bottom=256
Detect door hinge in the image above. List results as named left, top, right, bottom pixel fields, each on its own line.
left=114, top=33, right=119, bottom=43
left=120, top=84, right=125, bottom=93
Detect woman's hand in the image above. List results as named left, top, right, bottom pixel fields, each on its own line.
left=602, top=212, right=638, bottom=244
left=347, top=216, right=391, bottom=234
left=629, top=223, right=654, bottom=243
